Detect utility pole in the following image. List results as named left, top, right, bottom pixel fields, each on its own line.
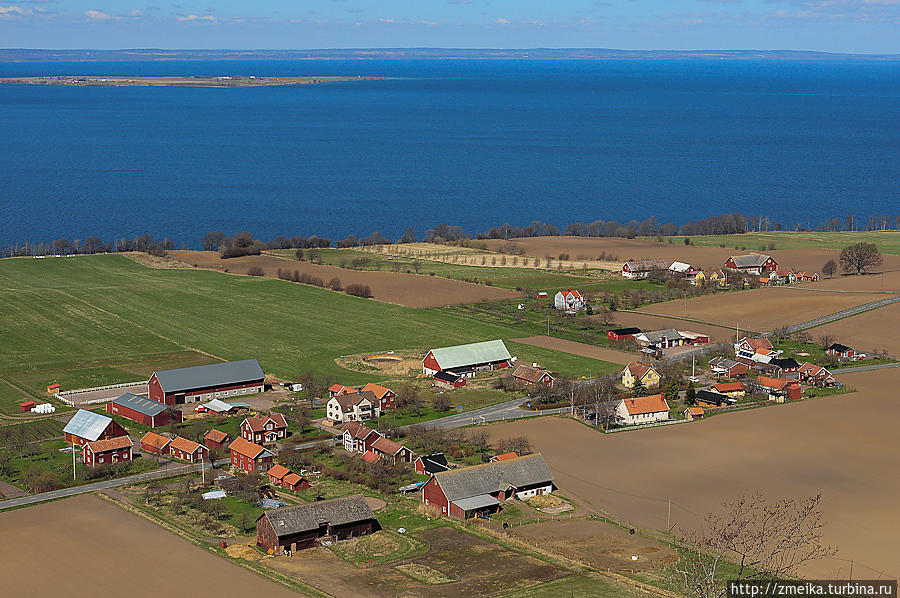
left=72, top=440, right=76, bottom=481
left=547, top=314, right=550, bottom=337
left=667, top=499, right=672, bottom=530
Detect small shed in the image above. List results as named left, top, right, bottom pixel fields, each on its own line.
left=19, top=400, right=36, bottom=413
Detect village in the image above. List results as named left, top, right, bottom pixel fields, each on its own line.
left=1, top=241, right=897, bottom=598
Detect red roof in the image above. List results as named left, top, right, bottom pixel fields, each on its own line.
left=141, top=431, right=171, bottom=450
left=268, top=464, right=290, bottom=480
left=626, top=362, right=656, bottom=380
left=492, top=452, right=519, bottom=462
left=743, top=337, right=773, bottom=351
left=204, top=429, right=230, bottom=444
left=371, top=436, right=405, bottom=456
left=622, top=394, right=669, bottom=415
left=687, top=406, right=705, bottom=416
left=560, top=289, right=583, bottom=299
left=229, top=437, right=269, bottom=459
left=169, top=436, right=205, bottom=455
left=758, top=376, right=788, bottom=390
left=361, top=383, right=392, bottom=399
left=283, top=472, right=305, bottom=486
left=362, top=450, right=379, bottom=463
left=713, top=382, right=744, bottom=393
left=328, top=384, right=346, bottom=393
left=342, top=421, right=379, bottom=441
left=88, top=436, right=132, bottom=453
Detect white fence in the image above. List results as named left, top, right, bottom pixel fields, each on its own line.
left=55, top=380, right=148, bottom=406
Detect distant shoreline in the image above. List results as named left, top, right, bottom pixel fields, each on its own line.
left=0, top=75, right=381, bottom=88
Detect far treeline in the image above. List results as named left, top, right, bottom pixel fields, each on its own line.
left=4, top=211, right=900, bottom=259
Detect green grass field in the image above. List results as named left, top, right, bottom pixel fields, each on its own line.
left=644, top=231, right=900, bottom=254
left=0, top=379, right=31, bottom=414
left=0, top=255, right=617, bottom=391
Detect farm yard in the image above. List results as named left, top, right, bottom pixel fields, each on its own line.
left=486, top=367, right=900, bottom=580
left=0, top=494, right=300, bottom=598
left=168, top=250, right=521, bottom=307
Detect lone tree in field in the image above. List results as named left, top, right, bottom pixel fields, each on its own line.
left=822, top=258, right=837, bottom=278
left=839, top=242, right=882, bottom=275
left=671, top=493, right=835, bottom=598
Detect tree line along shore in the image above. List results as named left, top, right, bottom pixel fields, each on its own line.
left=0, top=75, right=381, bottom=88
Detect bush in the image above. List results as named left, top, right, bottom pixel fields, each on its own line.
left=247, top=266, right=265, bottom=276
left=683, top=237, right=692, bottom=245
left=220, top=245, right=261, bottom=259
left=326, top=277, right=343, bottom=291
left=345, top=283, right=373, bottom=298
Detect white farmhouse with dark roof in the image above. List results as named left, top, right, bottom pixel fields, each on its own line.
left=148, top=359, right=265, bottom=405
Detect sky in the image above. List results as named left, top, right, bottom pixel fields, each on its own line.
left=0, top=1, right=898, bottom=54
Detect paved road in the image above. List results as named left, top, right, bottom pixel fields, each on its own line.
left=833, top=362, right=899, bottom=374
left=783, top=295, right=900, bottom=334
left=422, top=398, right=566, bottom=429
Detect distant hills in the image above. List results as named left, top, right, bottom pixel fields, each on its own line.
left=1, top=48, right=899, bottom=62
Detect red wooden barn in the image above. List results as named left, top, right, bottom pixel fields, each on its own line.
left=607, top=327, right=641, bottom=341
left=83, top=436, right=133, bottom=467
left=107, top=392, right=182, bottom=427
left=422, top=340, right=512, bottom=379
left=724, top=254, right=777, bottom=275
left=148, top=359, right=265, bottom=406
left=63, top=409, right=128, bottom=446
left=19, top=400, right=36, bottom=413
left=229, top=437, right=274, bottom=473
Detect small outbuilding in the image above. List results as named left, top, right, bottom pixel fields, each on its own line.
left=511, top=365, right=554, bottom=388
left=414, top=453, right=450, bottom=476
left=203, top=428, right=232, bottom=451
left=607, top=327, right=641, bottom=341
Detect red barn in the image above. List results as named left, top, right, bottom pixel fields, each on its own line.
left=83, top=436, right=133, bottom=466
left=229, top=437, right=274, bottom=473
left=169, top=436, right=209, bottom=463
left=203, top=428, right=232, bottom=451
left=107, top=392, right=182, bottom=427
left=240, top=413, right=288, bottom=446
left=63, top=409, right=128, bottom=446
left=724, top=254, right=777, bottom=275
left=140, top=431, right=172, bottom=455
left=607, top=327, right=641, bottom=341
left=148, top=359, right=265, bottom=406
left=422, top=340, right=512, bottom=379
left=19, top=400, right=35, bottom=413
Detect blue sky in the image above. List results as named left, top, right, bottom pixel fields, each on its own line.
left=1, top=1, right=898, bottom=53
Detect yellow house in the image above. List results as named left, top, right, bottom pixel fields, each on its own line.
left=712, top=382, right=746, bottom=398
left=703, top=269, right=727, bottom=288
left=622, top=362, right=661, bottom=389
left=689, top=270, right=705, bottom=286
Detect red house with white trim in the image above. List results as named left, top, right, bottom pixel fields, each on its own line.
left=229, top=437, right=275, bottom=473
left=724, top=254, right=777, bottom=276
left=83, top=436, right=133, bottom=466
left=63, top=409, right=128, bottom=447
left=140, top=431, right=172, bottom=455
left=240, top=413, right=288, bottom=446
left=168, top=436, right=209, bottom=463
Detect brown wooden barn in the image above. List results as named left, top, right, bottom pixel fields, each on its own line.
left=256, top=495, right=378, bottom=552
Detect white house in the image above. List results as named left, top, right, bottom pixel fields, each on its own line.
left=622, top=259, right=671, bottom=279
left=734, top=336, right=780, bottom=363
left=326, top=392, right=380, bottom=424
left=615, top=394, right=670, bottom=426
left=554, top=289, right=585, bottom=311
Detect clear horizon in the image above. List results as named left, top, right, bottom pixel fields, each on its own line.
left=1, top=1, right=898, bottom=54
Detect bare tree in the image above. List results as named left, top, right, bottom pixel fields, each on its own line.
left=671, top=494, right=836, bottom=598
left=839, top=242, right=883, bottom=275
left=822, top=259, right=837, bottom=278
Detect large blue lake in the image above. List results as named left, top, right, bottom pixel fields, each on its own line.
left=1, top=58, right=898, bottom=247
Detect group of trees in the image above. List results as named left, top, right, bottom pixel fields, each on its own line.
left=821, top=242, right=883, bottom=277
left=2, top=234, right=173, bottom=258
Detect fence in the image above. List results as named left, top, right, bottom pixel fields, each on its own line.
left=55, top=380, right=148, bottom=406
left=604, top=418, right=687, bottom=434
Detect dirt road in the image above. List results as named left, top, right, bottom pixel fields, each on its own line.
left=512, top=336, right=635, bottom=365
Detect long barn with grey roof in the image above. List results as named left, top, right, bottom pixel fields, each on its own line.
left=256, top=494, right=378, bottom=552
left=422, top=453, right=555, bottom=520
left=106, top=392, right=182, bottom=427
left=148, top=359, right=265, bottom=405
left=422, top=339, right=512, bottom=379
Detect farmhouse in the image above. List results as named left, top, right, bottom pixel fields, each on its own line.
left=256, top=495, right=378, bottom=552
left=827, top=343, right=856, bottom=360
left=326, top=391, right=378, bottom=424
left=770, top=269, right=797, bottom=285
left=370, top=436, right=416, bottom=464
left=148, top=359, right=265, bottom=406
left=709, top=356, right=749, bottom=378
left=203, top=429, right=232, bottom=451
left=798, top=271, right=819, bottom=282
left=511, top=365, right=555, bottom=388
left=615, top=394, right=670, bottom=426
left=414, top=453, right=450, bottom=476
left=83, top=436, right=133, bottom=467
left=422, top=454, right=554, bottom=520
left=361, top=383, right=397, bottom=411
left=341, top=421, right=383, bottom=453
left=282, top=472, right=309, bottom=491
left=622, top=362, right=661, bottom=389
left=229, top=437, right=274, bottom=473
left=798, top=363, right=836, bottom=387
left=63, top=409, right=128, bottom=446
left=734, top=337, right=777, bottom=362
left=240, top=413, right=288, bottom=446
left=607, top=327, right=641, bottom=341
left=621, top=259, right=671, bottom=279
left=712, top=381, right=746, bottom=398
left=766, top=357, right=801, bottom=377
left=140, top=431, right=172, bottom=455
left=757, top=376, right=801, bottom=402
left=168, top=436, right=209, bottom=463
left=724, top=254, right=777, bottom=275
left=107, top=392, right=182, bottom=427
left=422, top=339, right=512, bottom=378
left=669, top=261, right=699, bottom=277
left=554, top=289, right=585, bottom=311
left=634, top=329, right=686, bottom=349
left=267, top=464, right=291, bottom=487
left=696, top=390, right=735, bottom=408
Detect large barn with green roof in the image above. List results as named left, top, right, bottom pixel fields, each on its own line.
left=421, top=339, right=512, bottom=379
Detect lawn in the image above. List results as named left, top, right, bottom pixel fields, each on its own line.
left=0, top=379, right=31, bottom=414
left=647, top=230, right=900, bottom=254
left=0, top=254, right=618, bottom=388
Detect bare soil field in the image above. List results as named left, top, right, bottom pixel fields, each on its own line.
left=266, top=525, right=567, bottom=597
left=596, top=312, right=737, bottom=344
left=641, top=287, right=888, bottom=332
left=810, top=270, right=900, bottom=294
left=0, top=494, right=298, bottom=597
left=811, top=301, right=900, bottom=357
left=482, top=236, right=900, bottom=276
left=512, top=336, right=634, bottom=365
left=168, top=250, right=520, bottom=308
left=510, top=518, right=676, bottom=572
left=488, top=367, right=900, bottom=579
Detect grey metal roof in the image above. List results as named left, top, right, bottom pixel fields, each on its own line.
left=710, top=357, right=743, bottom=370
left=260, top=495, right=375, bottom=537
left=729, top=254, right=771, bottom=268
left=453, top=494, right=500, bottom=511
left=112, top=393, right=166, bottom=417
left=63, top=409, right=113, bottom=441
left=433, top=454, right=554, bottom=502
left=153, top=359, right=264, bottom=393
left=428, top=340, right=511, bottom=371
left=206, top=399, right=237, bottom=413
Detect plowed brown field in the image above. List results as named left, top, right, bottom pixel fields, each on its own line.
left=487, top=367, right=900, bottom=579
left=641, top=287, right=888, bottom=332
left=811, top=301, right=900, bottom=357
left=168, top=250, right=520, bottom=308
left=0, top=494, right=298, bottom=597
left=596, top=312, right=737, bottom=343
left=512, top=336, right=634, bottom=365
